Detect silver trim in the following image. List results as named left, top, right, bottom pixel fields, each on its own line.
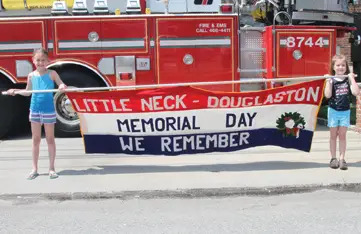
left=160, top=38, right=230, bottom=47
left=49, top=61, right=110, bottom=86
left=102, top=40, right=144, bottom=47
left=239, top=69, right=267, bottom=73
left=0, top=42, right=42, bottom=50
left=0, top=70, right=16, bottom=83
left=58, top=40, right=145, bottom=49
left=59, top=41, right=100, bottom=48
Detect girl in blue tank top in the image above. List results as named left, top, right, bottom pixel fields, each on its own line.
left=7, top=48, right=67, bottom=180
left=30, top=72, right=55, bottom=113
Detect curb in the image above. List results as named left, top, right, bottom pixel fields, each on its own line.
left=1, top=183, right=361, bottom=202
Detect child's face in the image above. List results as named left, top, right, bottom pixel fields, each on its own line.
left=333, top=59, right=347, bottom=76
left=32, top=53, right=49, bottom=71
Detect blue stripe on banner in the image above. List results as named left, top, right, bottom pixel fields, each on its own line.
left=83, top=129, right=314, bottom=155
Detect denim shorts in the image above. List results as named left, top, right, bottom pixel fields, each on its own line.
left=29, top=111, right=57, bottom=124
left=327, top=107, right=350, bottom=128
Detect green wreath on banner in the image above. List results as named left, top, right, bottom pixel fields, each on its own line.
left=276, top=112, right=306, bottom=138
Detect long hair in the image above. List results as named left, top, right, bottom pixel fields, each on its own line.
left=330, top=54, right=350, bottom=75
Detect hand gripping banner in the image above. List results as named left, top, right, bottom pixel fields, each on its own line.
left=66, top=79, right=325, bottom=155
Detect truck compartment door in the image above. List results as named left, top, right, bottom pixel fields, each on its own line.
left=156, top=16, right=237, bottom=92
left=275, top=29, right=335, bottom=79
left=53, top=18, right=101, bottom=56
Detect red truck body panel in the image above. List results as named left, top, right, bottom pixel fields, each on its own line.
left=0, top=15, right=349, bottom=90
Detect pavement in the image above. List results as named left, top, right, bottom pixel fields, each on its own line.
left=0, top=124, right=361, bottom=200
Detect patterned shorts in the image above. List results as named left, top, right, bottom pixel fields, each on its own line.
left=29, top=111, right=57, bottom=124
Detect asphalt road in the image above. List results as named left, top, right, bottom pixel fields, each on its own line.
left=1, top=190, right=361, bottom=233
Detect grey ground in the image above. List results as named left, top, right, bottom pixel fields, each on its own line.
left=1, top=190, right=361, bottom=233
left=0, top=125, right=361, bottom=200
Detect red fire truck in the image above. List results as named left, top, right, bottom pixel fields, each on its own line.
left=0, top=0, right=357, bottom=138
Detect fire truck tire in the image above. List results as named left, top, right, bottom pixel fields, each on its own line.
left=0, top=79, right=31, bottom=139
left=0, top=89, right=14, bottom=138
left=9, top=95, right=30, bottom=136
left=54, top=70, right=104, bottom=137
left=0, top=80, right=26, bottom=138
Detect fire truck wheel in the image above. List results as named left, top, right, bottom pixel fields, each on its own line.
left=9, top=95, right=30, bottom=136
left=0, top=86, right=14, bottom=138
left=0, top=80, right=29, bottom=138
left=54, top=70, right=103, bottom=137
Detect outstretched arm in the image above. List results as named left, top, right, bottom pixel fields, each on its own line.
left=6, top=73, right=33, bottom=96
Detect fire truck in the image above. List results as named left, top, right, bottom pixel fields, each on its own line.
left=0, top=0, right=357, bottom=138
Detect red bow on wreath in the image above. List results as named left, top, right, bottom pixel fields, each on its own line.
left=286, top=127, right=300, bottom=135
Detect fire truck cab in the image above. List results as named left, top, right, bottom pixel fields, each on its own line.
left=0, top=0, right=357, bottom=138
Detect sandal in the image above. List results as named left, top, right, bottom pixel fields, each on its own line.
left=27, top=171, right=39, bottom=180
left=339, top=159, right=348, bottom=170
left=49, top=171, right=59, bottom=179
left=329, top=158, right=339, bottom=169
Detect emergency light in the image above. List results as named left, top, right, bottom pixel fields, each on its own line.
left=93, top=0, right=109, bottom=15
left=51, top=1, right=69, bottom=15
left=219, top=4, right=233, bottom=13
left=126, top=0, right=141, bottom=14
left=72, top=0, right=88, bottom=15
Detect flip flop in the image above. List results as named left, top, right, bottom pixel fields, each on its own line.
left=27, top=172, right=39, bottom=180
left=49, top=171, right=59, bottom=179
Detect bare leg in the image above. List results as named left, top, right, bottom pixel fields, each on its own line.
left=338, top=126, right=347, bottom=160
left=329, top=127, right=338, bottom=159
left=31, top=122, right=42, bottom=172
left=44, top=123, right=56, bottom=172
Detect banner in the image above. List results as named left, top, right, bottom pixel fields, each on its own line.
left=66, top=80, right=325, bottom=155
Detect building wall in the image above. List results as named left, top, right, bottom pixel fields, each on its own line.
left=337, top=3, right=361, bottom=130
left=338, top=35, right=352, bottom=64
left=338, top=3, right=361, bottom=66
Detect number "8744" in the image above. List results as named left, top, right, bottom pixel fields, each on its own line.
left=281, top=37, right=328, bottom=48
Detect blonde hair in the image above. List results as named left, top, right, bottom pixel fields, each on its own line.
left=330, top=54, right=350, bottom=75
left=33, top=48, right=49, bottom=58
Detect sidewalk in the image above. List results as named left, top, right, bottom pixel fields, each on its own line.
left=0, top=125, right=360, bottom=200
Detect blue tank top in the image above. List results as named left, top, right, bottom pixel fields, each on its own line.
left=30, top=72, right=55, bottom=113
